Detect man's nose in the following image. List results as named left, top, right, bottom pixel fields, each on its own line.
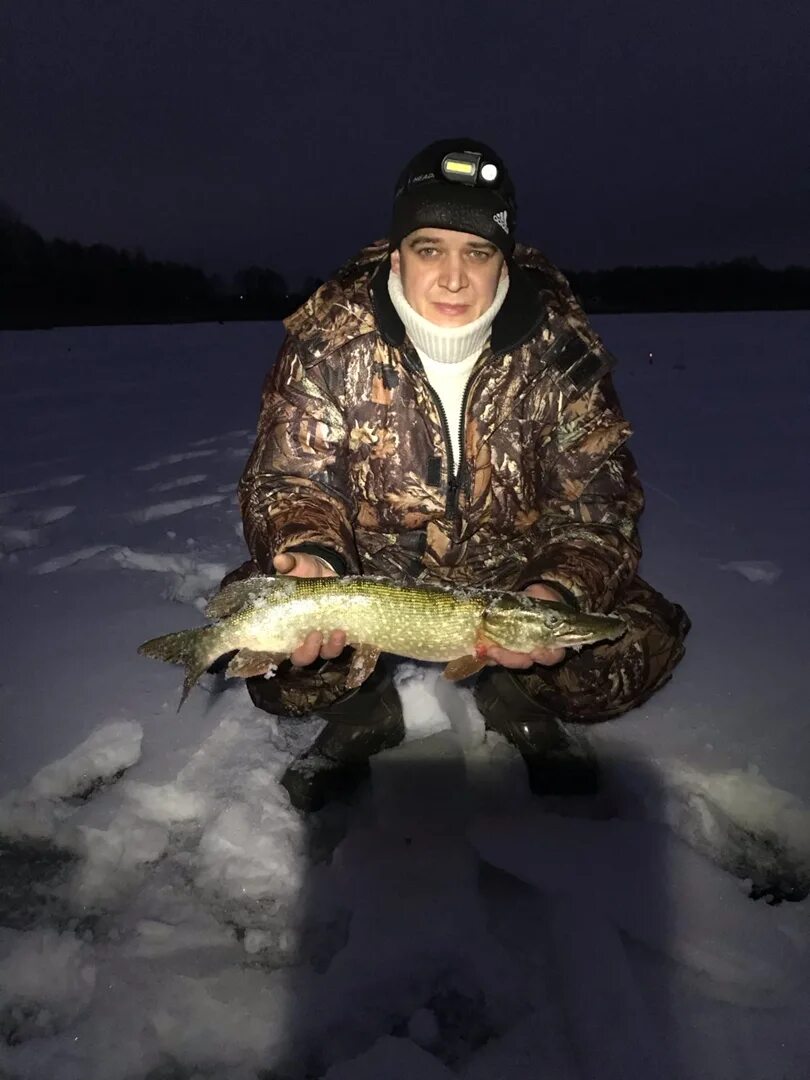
left=439, top=255, right=468, bottom=292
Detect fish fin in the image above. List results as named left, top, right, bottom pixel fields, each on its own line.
left=138, top=628, right=205, bottom=666
left=138, top=625, right=223, bottom=711
left=203, top=575, right=295, bottom=620
left=442, top=655, right=488, bottom=681
left=225, top=649, right=286, bottom=679
left=345, top=645, right=381, bottom=689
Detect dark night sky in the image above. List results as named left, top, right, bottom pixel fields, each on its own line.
left=2, top=0, right=808, bottom=284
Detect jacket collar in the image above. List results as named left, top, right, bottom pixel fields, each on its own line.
left=368, top=255, right=548, bottom=357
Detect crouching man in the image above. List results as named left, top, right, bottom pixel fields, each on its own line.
left=225, top=138, right=690, bottom=810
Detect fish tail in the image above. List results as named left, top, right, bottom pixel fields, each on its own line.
left=138, top=625, right=223, bottom=710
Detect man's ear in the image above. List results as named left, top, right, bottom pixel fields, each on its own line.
left=499, top=258, right=509, bottom=280
left=390, top=248, right=401, bottom=275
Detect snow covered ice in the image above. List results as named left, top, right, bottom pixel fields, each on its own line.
left=0, top=314, right=809, bottom=1079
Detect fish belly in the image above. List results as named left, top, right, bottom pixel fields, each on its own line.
left=245, top=588, right=481, bottom=662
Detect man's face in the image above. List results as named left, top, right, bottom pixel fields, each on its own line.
left=390, top=227, right=507, bottom=327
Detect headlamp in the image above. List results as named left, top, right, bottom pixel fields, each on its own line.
left=440, top=152, right=500, bottom=187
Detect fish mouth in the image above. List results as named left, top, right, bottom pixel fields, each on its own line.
left=555, top=618, right=627, bottom=648
left=563, top=637, right=606, bottom=651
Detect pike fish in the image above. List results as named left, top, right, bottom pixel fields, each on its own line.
left=138, top=575, right=626, bottom=709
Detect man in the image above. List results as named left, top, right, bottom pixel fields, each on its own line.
left=227, top=138, right=690, bottom=810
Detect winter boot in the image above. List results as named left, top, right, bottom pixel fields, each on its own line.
left=474, top=668, right=599, bottom=796
left=280, top=661, right=405, bottom=812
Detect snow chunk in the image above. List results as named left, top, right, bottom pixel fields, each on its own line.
left=29, top=505, right=75, bottom=525
left=132, top=449, right=216, bottom=471
left=462, top=733, right=532, bottom=814
left=110, top=545, right=227, bottom=607
left=395, top=664, right=452, bottom=740
left=434, top=676, right=486, bottom=750
left=189, top=428, right=252, bottom=446
left=29, top=720, right=142, bottom=800
left=0, top=721, right=143, bottom=841
left=408, top=1006, right=441, bottom=1048
left=0, top=474, right=84, bottom=497
left=615, top=757, right=810, bottom=903
left=196, top=780, right=307, bottom=904
left=70, top=815, right=169, bottom=904
left=0, top=526, right=40, bottom=555
left=149, top=473, right=208, bottom=492
left=149, top=966, right=298, bottom=1073
left=31, top=543, right=226, bottom=608
left=127, top=493, right=227, bottom=522
left=470, top=810, right=806, bottom=1001
left=324, top=1035, right=455, bottom=1079
left=123, top=779, right=210, bottom=824
left=0, top=929, right=95, bottom=1041
left=32, top=544, right=112, bottom=574
left=720, top=560, right=782, bottom=585
left=546, top=896, right=676, bottom=1080
left=127, top=916, right=235, bottom=959
left=371, top=730, right=469, bottom=834
left=0, top=794, right=65, bottom=841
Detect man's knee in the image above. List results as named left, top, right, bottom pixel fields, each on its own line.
left=512, top=577, right=691, bottom=723
left=246, top=653, right=356, bottom=718
left=246, top=650, right=398, bottom=721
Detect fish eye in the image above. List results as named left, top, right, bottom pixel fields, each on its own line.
left=545, top=613, right=560, bottom=627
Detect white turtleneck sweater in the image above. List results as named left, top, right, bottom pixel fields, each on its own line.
left=387, top=270, right=510, bottom=474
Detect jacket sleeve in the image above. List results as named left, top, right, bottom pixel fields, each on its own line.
left=238, top=334, right=360, bottom=574
left=515, top=373, right=644, bottom=612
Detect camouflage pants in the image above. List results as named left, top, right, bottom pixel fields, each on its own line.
left=219, top=561, right=690, bottom=723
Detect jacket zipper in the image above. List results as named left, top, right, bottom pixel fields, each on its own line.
left=452, top=347, right=510, bottom=526
left=401, top=346, right=457, bottom=513
left=451, top=375, right=476, bottom=519
left=402, top=345, right=492, bottom=526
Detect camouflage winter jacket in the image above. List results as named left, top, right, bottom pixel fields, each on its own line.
left=238, top=240, right=644, bottom=613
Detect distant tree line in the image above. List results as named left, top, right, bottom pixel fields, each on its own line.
left=0, top=206, right=322, bottom=329
left=1, top=204, right=808, bottom=329
left=567, top=258, right=810, bottom=313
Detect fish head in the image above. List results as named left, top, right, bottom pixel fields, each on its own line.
left=482, top=594, right=627, bottom=652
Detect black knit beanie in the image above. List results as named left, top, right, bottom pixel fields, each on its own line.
left=390, top=138, right=517, bottom=257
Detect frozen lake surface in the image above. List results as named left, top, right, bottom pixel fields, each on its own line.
left=0, top=313, right=808, bottom=1079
